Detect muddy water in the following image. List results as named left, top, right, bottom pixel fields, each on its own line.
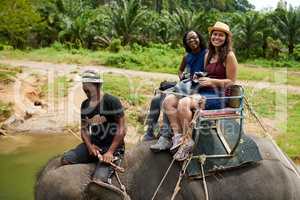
left=0, top=133, right=80, bottom=200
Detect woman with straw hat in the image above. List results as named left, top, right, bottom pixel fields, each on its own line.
left=163, top=21, right=238, bottom=161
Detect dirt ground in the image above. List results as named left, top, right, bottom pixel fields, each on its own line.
left=0, top=59, right=297, bottom=143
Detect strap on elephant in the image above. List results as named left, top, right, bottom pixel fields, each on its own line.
left=115, top=171, right=131, bottom=200
left=170, top=155, right=210, bottom=200
left=151, top=158, right=176, bottom=200
left=171, top=156, right=191, bottom=200
left=169, top=111, right=211, bottom=200
left=150, top=112, right=210, bottom=200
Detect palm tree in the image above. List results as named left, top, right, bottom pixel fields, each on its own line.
left=110, top=0, right=147, bottom=44
left=232, top=11, right=263, bottom=57
left=272, top=6, right=300, bottom=54
left=145, top=10, right=175, bottom=43
left=168, top=8, right=202, bottom=40
left=259, top=13, right=278, bottom=58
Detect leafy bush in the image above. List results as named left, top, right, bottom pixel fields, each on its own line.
left=0, top=0, right=43, bottom=48
left=130, top=43, right=143, bottom=52
left=266, top=37, right=283, bottom=59
left=51, top=42, right=66, bottom=51
left=293, top=44, right=300, bottom=61
left=108, top=38, right=122, bottom=52
left=105, top=53, right=141, bottom=66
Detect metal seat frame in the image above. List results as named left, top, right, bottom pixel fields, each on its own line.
left=155, top=83, right=244, bottom=159
left=193, top=85, right=245, bottom=159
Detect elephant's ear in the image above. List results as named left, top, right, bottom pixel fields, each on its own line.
left=86, top=181, right=131, bottom=200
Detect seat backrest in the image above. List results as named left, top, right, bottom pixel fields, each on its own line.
left=226, top=85, right=244, bottom=108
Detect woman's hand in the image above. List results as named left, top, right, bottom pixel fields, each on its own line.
left=198, top=77, right=214, bottom=87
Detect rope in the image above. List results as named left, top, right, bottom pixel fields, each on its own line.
left=199, top=155, right=209, bottom=200
left=170, top=156, right=192, bottom=200
left=151, top=157, right=176, bottom=200
left=67, top=128, right=81, bottom=141
left=244, top=96, right=300, bottom=178
left=244, top=97, right=268, bottom=134
left=115, top=171, right=131, bottom=200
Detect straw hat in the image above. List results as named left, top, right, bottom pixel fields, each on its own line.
left=208, top=21, right=232, bottom=37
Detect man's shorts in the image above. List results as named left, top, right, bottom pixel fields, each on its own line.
left=62, top=143, right=124, bottom=183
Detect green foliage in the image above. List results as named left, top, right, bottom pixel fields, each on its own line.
left=266, top=37, right=283, bottom=59
left=140, top=10, right=174, bottom=44
left=293, top=44, right=300, bottom=61
left=0, top=0, right=43, bottom=48
left=108, top=38, right=122, bottom=52
left=1, top=0, right=299, bottom=63
left=0, top=101, right=13, bottom=121
left=272, top=6, right=300, bottom=54
left=57, top=7, right=109, bottom=48
left=51, top=41, right=66, bottom=51
left=139, top=0, right=254, bottom=12
left=0, top=64, right=22, bottom=83
left=110, top=0, right=147, bottom=44
left=168, top=8, right=201, bottom=39
left=232, top=11, right=263, bottom=58
left=105, top=53, right=141, bottom=66
left=102, top=44, right=182, bottom=73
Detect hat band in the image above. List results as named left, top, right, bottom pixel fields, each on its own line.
left=82, top=77, right=103, bottom=83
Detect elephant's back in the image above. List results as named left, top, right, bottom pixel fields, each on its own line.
left=182, top=137, right=300, bottom=200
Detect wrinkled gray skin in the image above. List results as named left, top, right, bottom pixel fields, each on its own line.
left=35, top=136, right=300, bottom=200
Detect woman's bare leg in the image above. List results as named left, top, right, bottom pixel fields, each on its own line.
left=178, top=95, right=203, bottom=138
left=178, top=97, right=193, bottom=137
left=163, top=94, right=181, bottom=134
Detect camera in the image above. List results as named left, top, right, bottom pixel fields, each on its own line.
left=191, top=71, right=207, bottom=89
left=194, top=71, right=207, bottom=78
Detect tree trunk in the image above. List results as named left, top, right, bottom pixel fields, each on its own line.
left=262, top=39, right=267, bottom=58
left=155, top=0, right=163, bottom=13
left=288, top=43, right=294, bottom=55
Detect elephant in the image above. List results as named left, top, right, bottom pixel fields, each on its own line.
left=35, top=136, right=300, bottom=200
